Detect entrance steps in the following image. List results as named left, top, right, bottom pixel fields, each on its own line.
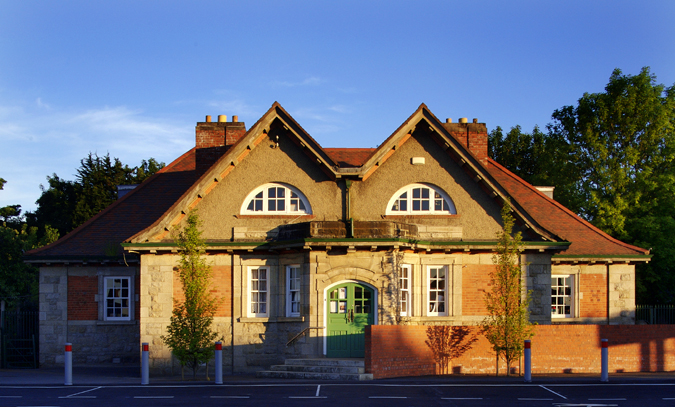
left=256, top=358, right=373, bottom=381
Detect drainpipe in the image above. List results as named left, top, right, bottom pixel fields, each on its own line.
left=345, top=179, right=353, bottom=238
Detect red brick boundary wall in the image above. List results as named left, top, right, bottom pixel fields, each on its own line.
left=365, top=325, right=675, bottom=379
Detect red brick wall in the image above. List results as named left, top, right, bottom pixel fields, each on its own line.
left=461, top=264, right=494, bottom=315
left=172, top=265, right=231, bottom=317
left=580, top=274, right=607, bottom=318
left=366, top=325, right=675, bottom=378
left=68, top=276, right=98, bottom=320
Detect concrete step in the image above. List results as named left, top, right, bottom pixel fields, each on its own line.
left=255, top=358, right=373, bottom=381
left=269, top=364, right=365, bottom=374
left=256, top=370, right=373, bottom=381
left=283, top=358, right=365, bottom=368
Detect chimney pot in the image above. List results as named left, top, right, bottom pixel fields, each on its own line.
left=218, top=115, right=227, bottom=123
left=473, top=118, right=478, bottom=123
left=446, top=118, right=452, bottom=123
left=233, top=115, right=239, bottom=123
left=459, top=118, right=468, bottom=124
left=205, top=115, right=212, bottom=122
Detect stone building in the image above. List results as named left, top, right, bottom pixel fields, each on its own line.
left=25, top=103, right=650, bottom=373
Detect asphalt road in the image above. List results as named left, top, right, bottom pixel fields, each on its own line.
left=3, top=381, right=675, bottom=407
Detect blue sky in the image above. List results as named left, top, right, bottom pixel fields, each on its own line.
left=1, top=1, right=674, bottom=213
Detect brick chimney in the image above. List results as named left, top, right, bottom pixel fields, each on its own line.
left=442, top=118, right=488, bottom=166
left=196, top=115, right=246, bottom=174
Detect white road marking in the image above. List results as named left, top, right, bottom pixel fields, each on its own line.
left=59, top=396, right=96, bottom=398
left=134, top=396, right=174, bottom=399
left=316, top=384, right=321, bottom=397
left=519, top=398, right=553, bottom=400
left=60, top=386, right=102, bottom=398
left=540, top=384, right=568, bottom=399
left=369, top=396, right=407, bottom=399
left=589, top=399, right=626, bottom=401
left=289, top=396, right=328, bottom=399
left=0, top=396, right=22, bottom=398
left=210, top=396, right=250, bottom=398
left=442, top=397, right=483, bottom=400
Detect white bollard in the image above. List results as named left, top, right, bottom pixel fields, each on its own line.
left=141, top=342, right=149, bottom=385
left=601, top=339, right=609, bottom=382
left=524, top=340, right=531, bottom=383
left=215, top=341, right=223, bottom=384
left=64, top=343, right=73, bottom=386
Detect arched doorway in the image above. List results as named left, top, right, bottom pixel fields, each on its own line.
left=325, top=281, right=376, bottom=358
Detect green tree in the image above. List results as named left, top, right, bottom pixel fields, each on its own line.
left=0, top=178, right=58, bottom=310
left=549, top=67, right=675, bottom=303
left=488, top=125, right=585, bottom=215
left=28, top=153, right=164, bottom=238
left=490, top=68, right=675, bottom=303
left=481, top=202, right=535, bottom=376
left=161, top=211, right=220, bottom=379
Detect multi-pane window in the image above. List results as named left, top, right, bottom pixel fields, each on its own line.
left=428, top=266, right=447, bottom=316
left=399, top=264, right=411, bottom=316
left=249, top=267, right=269, bottom=317
left=387, top=183, right=456, bottom=215
left=287, top=265, right=301, bottom=317
left=242, top=183, right=311, bottom=215
left=104, top=277, right=130, bottom=321
left=551, top=275, right=573, bottom=318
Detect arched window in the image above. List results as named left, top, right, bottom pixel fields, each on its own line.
left=386, top=183, right=456, bottom=215
left=241, top=183, right=312, bottom=215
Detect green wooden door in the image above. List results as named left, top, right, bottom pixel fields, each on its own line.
left=326, top=282, right=374, bottom=358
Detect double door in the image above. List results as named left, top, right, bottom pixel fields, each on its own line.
left=326, top=282, right=374, bottom=358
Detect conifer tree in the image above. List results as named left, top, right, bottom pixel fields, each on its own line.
left=161, top=211, right=220, bottom=379
left=481, top=202, right=535, bottom=376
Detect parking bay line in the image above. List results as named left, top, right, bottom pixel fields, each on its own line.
left=59, top=386, right=102, bottom=399
left=134, top=396, right=174, bottom=399
left=210, top=396, right=250, bottom=399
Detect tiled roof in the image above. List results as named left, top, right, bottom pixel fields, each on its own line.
left=24, top=104, right=648, bottom=261
left=25, top=148, right=197, bottom=259
left=486, top=158, right=648, bottom=256
left=324, top=148, right=375, bottom=168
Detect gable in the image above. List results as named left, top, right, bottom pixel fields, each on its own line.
left=350, top=125, right=507, bottom=241
left=184, top=127, right=342, bottom=241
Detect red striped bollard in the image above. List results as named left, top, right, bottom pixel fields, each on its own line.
left=215, top=341, right=223, bottom=384
left=601, top=339, right=608, bottom=382
left=524, top=340, right=531, bottom=382
left=64, top=343, right=72, bottom=386
left=141, top=342, right=149, bottom=385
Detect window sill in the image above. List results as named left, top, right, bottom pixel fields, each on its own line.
left=97, top=320, right=137, bottom=326
left=238, top=316, right=305, bottom=323
left=383, top=215, right=460, bottom=220
left=236, top=215, right=315, bottom=219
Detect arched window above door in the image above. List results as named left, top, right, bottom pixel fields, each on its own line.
left=386, top=183, right=456, bottom=215
left=240, top=183, right=312, bottom=215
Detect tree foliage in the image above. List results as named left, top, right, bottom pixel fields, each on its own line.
left=481, top=202, right=534, bottom=376
left=27, top=153, right=164, bottom=238
left=0, top=178, right=58, bottom=310
left=161, top=211, right=220, bottom=379
left=490, top=67, right=675, bottom=303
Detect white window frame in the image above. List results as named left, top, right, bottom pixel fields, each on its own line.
left=240, top=183, right=312, bottom=215
left=400, top=264, right=411, bottom=316
left=386, top=183, right=456, bottom=215
left=286, top=265, right=301, bottom=317
left=104, top=277, right=131, bottom=321
left=248, top=266, right=270, bottom=317
left=427, top=265, right=448, bottom=316
left=551, top=274, right=574, bottom=318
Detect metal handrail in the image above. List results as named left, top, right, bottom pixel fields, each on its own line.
left=286, top=326, right=324, bottom=347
